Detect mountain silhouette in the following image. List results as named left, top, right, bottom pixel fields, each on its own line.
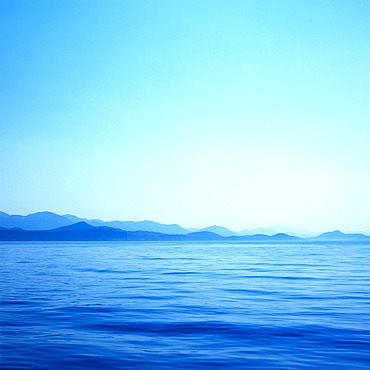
left=236, top=226, right=316, bottom=238
left=0, top=223, right=197, bottom=241
left=1, top=223, right=369, bottom=242
left=313, top=230, right=369, bottom=240
left=1, top=211, right=369, bottom=240
left=197, top=225, right=236, bottom=237
left=52, top=221, right=97, bottom=231
left=0, top=212, right=189, bottom=234
left=87, top=219, right=189, bottom=234
left=0, top=211, right=73, bottom=230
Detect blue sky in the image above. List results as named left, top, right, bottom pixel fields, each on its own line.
left=1, top=0, right=369, bottom=233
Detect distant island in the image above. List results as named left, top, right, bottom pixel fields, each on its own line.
left=0, top=211, right=369, bottom=242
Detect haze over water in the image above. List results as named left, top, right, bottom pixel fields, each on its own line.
left=2, top=2, right=369, bottom=368
left=2, top=0, right=370, bottom=233
left=2, top=241, right=369, bottom=369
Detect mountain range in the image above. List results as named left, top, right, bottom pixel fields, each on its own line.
left=0, top=211, right=316, bottom=236
left=0, top=211, right=369, bottom=242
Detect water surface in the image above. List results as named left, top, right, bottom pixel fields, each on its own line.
left=1, top=241, right=369, bottom=369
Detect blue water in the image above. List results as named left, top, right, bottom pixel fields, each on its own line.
left=1, top=241, right=370, bottom=369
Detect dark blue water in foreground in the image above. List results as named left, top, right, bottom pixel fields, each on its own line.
left=1, top=241, right=370, bottom=369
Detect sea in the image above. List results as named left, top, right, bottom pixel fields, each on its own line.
left=1, top=241, right=369, bottom=369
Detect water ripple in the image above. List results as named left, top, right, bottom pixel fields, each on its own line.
left=1, top=241, right=369, bottom=369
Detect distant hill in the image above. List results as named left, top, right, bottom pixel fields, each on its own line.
left=0, top=223, right=204, bottom=241
left=0, top=224, right=265, bottom=241
left=312, top=230, right=370, bottom=241
left=86, top=219, right=189, bottom=234
left=0, top=222, right=232, bottom=242
left=1, top=223, right=369, bottom=242
left=197, top=225, right=236, bottom=237
left=1, top=211, right=369, bottom=240
left=228, top=233, right=300, bottom=242
left=0, top=224, right=312, bottom=242
left=52, top=221, right=97, bottom=231
left=186, top=231, right=225, bottom=240
left=0, top=211, right=73, bottom=230
left=63, top=213, right=189, bottom=234
left=0, top=212, right=189, bottom=234
left=236, top=226, right=317, bottom=238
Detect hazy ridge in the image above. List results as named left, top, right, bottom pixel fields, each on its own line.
left=0, top=211, right=369, bottom=241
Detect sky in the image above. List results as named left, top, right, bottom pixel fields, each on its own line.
left=1, top=0, right=369, bottom=233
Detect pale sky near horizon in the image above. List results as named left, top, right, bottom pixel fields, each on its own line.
left=1, top=0, right=370, bottom=233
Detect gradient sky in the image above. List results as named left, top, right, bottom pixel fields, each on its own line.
left=1, top=0, right=369, bottom=233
